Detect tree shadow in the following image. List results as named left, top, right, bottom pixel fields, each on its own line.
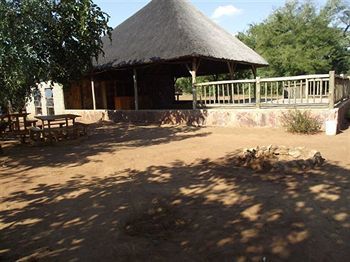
left=1, top=153, right=349, bottom=261
left=0, top=123, right=211, bottom=174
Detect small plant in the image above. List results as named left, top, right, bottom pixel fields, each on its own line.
left=281, top=110, right=321, bottom=134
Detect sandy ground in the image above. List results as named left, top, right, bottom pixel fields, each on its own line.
left=0, top=124, right=349, bottom=262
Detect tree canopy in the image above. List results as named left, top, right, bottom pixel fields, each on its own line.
left=0, top=0, right=111, bottom=110
left=237, top=0, right=350, bottom=77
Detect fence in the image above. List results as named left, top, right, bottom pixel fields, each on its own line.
left=195, top=71, right=350, bottom=109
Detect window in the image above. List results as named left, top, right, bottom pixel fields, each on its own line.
left=34, top=90, right=42, bottom=115
left=45, top=88, right=55, bottom=115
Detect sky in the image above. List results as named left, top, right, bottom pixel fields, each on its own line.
left=93, top=0, right=328, bottom=34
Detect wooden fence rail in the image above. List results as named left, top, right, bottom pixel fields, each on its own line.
left=195, top=71, right=350, bottom=109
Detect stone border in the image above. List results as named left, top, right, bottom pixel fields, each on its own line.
left=235, top=146, right=325, bottom=172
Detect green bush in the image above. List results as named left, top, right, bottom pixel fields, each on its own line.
left=281, top=110, right=321, bottom=134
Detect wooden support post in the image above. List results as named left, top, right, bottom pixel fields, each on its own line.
left=227, top=62, right=236, bottom=103
left=91, top=77, right=96, bottom=110
left=227, top=62, right=236, bottom=79
left=256, top=77, right=261, bottom=108
left=102, top=82, right=108, bottom=109
left=251, top=65, right=257, bottom=78
left=329, top=71, right=335, bottom=109
left=185, top=58, right=200, bottom=109
left=133, top=68, right=139, bottom=111
left=187, top=58, right=200, bottom=109
left=192, top=60, right=197, bottom=109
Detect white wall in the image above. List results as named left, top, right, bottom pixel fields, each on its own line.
left=26, top=82, right=65, bottom=118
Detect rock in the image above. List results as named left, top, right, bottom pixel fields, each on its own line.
left=312, top=153, right=325, bottom=166
left=269, top=145, right=279, bottom=153
left=288, top=149, right=302, bottom=158
left=260, top=146, right=267, bottom=151
left=308, top=150, right=320, bottom=158
left=275, top=146, right=289, bottom=155
left=242, top=148, right=249, bottom=153
left=236, top=145, right=325, bottom=172
left=248, top=148, right=257, bottom=154
left=256, top=150, right=265, bottom=158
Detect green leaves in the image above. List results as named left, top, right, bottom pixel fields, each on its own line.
left=0, top=0, right=112, bottom=110
left=281, top=110, right=322, bottom=134
left=238, top=0, right=350, bottom=77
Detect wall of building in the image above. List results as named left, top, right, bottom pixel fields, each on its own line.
left=26, top=82, right=65, bottom=118
left=63, top=65, right=178, bottom=111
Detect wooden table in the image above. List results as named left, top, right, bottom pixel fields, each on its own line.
left=35, top=114, right=81, bottom=141
left=0, top=112, right=30, bottom=132
left=0, top=112, right=37, bottom=143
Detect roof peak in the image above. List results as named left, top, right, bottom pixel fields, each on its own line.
left=95, top=0, right=268, bottom=70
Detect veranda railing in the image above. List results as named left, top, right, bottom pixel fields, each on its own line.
left=195, top=71, right=350, bottom=109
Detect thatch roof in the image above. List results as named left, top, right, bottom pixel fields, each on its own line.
left=94, top=0, right=268, bottom=71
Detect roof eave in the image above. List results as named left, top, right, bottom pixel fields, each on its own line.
left=93, top=54, right=269, bottom=73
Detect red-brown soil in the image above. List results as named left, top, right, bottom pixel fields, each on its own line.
left=0, top=123, right=349, bottom=261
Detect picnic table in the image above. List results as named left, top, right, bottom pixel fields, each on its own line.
left=1, top=112, right=29, bottom=130
left=0, top=112, right=38, bottom=142
left=35, top=114, right=80, bottom=129
left=33, top=114, right=86, bottom=142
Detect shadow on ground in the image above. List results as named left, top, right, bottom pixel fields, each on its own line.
left=1, top=152, right=349, bottom=261
left=0, top=123, right=210, bottom=173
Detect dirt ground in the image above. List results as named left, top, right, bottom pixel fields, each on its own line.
left=0, top=123, right=349, bottom=262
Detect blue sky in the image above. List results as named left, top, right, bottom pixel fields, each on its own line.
left=93, top=0, right=328, bottom=34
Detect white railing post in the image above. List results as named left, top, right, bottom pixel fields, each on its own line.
left=256, top=77, right=261, bottom=108
left=194, top=73, right=333, bottom=108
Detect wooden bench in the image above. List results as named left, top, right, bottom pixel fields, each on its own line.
left=29, top=123, right=88, bottom=143
left=74, top=122, right=88, bottom=136
left=29, top=127, right=43, bottom=142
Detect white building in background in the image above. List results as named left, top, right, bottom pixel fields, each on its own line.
left=26, top=82, right=65, bottom=117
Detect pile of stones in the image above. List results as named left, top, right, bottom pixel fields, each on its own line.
left=235, top=145, right=325, bottom=172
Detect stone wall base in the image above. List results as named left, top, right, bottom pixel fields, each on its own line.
left=66, top=100, right=350, bottom=132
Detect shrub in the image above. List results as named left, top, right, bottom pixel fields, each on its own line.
left=281, top=110, right=321, bottom=134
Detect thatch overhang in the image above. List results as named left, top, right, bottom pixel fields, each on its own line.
left=93, top=0, right=268, bottom=77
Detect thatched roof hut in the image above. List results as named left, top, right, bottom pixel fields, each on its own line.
left=65, top=0, right=268, bottom=111
left=94, top=0, right=268, bottom=76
